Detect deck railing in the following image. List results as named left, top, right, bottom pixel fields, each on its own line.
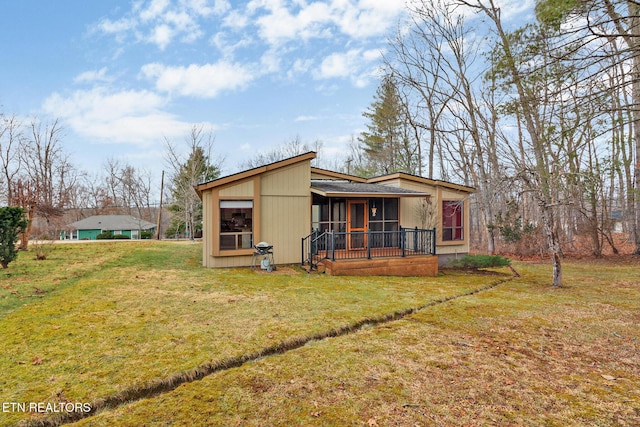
left=302, top=227, right=436, bottom=270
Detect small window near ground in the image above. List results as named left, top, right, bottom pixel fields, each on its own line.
left=442, top=200, right=464, bottom=241
left=220, top=200, right=253, bottom=250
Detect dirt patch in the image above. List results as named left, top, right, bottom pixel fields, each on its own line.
left=251, top=265, right=302, bottom=275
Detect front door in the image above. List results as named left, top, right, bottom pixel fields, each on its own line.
left=347, top=200, right=367, bottom=250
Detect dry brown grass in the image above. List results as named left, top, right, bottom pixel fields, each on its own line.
left=70, top=258, right=640, bottom=426
left=2, top=242, right=638, bottom=426
left=1, top=241, right=499, bottom=427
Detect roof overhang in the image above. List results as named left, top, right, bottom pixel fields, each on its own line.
left=367, top=172, right=475, bottom=193
left=195, top=151, right=317, bottom=197
left=310, top=167, right=367, bottom=183
left=311, top=181, right=429, bottom=198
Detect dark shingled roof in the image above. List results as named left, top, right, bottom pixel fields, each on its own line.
left=69, top=215, right=156, bottom=231
left=310, top=180, right=428, bottom=197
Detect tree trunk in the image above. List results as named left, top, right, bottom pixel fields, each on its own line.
left=541, top=201, right=563, bottom=285
left=20, top=206, right=34, bottom=250
left=478, top=0, right=563, bottom=285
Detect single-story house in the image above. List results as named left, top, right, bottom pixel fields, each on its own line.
left=66, top=215, right=156, bottom=240
left=195, top=152, right=475, bottom=276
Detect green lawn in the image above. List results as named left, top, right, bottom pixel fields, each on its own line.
left=1, top=241, right=638, bottom=426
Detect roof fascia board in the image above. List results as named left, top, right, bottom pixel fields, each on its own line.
left=367, top=172, right=475, bottom=193
left=310, top=167, right=367, bottom=182
left=310, top=188, right=429, bottom=198
left=196, top=152, right=316, bottom=195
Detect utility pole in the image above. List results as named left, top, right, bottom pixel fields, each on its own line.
left=156, top=170, right=164, bottom=240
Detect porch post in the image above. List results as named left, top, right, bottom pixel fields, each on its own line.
left=331, top=230, right=335, bottom=261
left=367, top=229, right=371, bottom=259
left=414, top=226, right=418, bottom=255
left=432, top=227, right=437, bottom=255
left=401, top=227, right=406, bottom=257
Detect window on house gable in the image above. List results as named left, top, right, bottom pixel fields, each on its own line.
left=442, top=200, right=464, bottom=241
left=220, top=200, right=253, bottom=250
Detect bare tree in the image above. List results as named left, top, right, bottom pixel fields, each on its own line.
left=387, top=0, right=506, bottom=254
left=15, top=118, right=77, bottom=246
left=0, top=114, right=24, bottom=205
left=535, top=0, right=640, bottom=254
left=165, top=125, right=221, bottom=239
left=103, top=158, right=154, bottom=221
left=240, top=135, right=322, bottom=170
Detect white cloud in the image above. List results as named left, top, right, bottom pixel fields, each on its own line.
left=314, top=49, right=364, bottom=79
left=287, top=58, right=314, bottom=79
left=182, top=0, right=231, bottom=16
left=149, top=24, right=174, bottom=49
left=245, top=0, right=405, bottom=47
left=42, top=88, right=194, bottom=146
left=210, top=31, right=253, bottom=57
left=222, top=9, right=249, bottom=29
left=254, top=1, right=334, bottom=45
left=94, top=0, right=230, bottom=49
left=455, top=0, right=535, bottom=22
left=316, top=51, right=352, bottom=79
left=496, top=0, right=535, bottom=19
left=90, top=0, right=403, bottom=96
left=74, top=68, right=112, bottom=84
left=139, top=0, right=171, bottom=22
left=141, top=61, right=255, bottom=97
left=95, top=16, right=137, bottom=37
left=260, top=49, right=282, bottom=73
left=334, top=0, right=406, bottom=38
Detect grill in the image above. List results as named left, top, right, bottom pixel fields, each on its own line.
left=251, top=242, right=276, bottom=272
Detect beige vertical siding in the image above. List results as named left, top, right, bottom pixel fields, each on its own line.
left=219, top=180, right=254, bottom=197
left=259, top=195, right=309, bottom=264
left=201, top=160, right=311, bottom=268
left=260, top=162, right=311, bottom=264
left=203, top=177, right=257, bottom=268
left=202, top=191, right=213, bottom=267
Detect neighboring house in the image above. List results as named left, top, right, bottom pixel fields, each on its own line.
left=609, top=210, right=624, bottom=233
left=66, top=215, right=156, bottom=240
left=195, top=152, right=475, bottom=276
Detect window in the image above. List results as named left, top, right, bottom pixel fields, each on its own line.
left=220, top=200, right=253, bottom=250
left=442, top=201, right=464, bottom=241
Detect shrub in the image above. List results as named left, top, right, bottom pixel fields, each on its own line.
left=113, top=234, right=131, bottom=240
left=0, top=207, right=28, bottom=268
left=96, top=231, right=113, bottom=240
left=141, top=230, right=154, bottom=239
left=489, top=208, right=542, bottom=256
left=32, top=232, right=56, bottom=261
left=449, top=254, right=511, bottom=270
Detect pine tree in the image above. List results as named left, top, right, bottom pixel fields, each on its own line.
left=0, top=207, right=28, bottom=268
left=358, top=75, right=418, bottom=176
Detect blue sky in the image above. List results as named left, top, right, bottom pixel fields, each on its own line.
left=0, top=0, right=410, bottom=182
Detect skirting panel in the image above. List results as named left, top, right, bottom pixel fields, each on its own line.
left=322, top=255, right=438, bottom=277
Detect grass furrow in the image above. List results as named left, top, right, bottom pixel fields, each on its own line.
left=22, top=276, right=514, bottom=427
left=1, top=241, right=499, bottom=426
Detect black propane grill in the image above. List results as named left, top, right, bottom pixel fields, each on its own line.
left=251, top=242, right=276, bottom=272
